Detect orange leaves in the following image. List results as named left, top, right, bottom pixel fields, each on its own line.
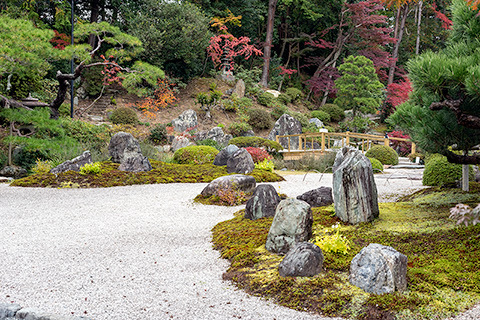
left=467, top=0, right=480, bottom=10
left=379, top=0, right=417, bottom=9
left=135, top=79, right=177, bottom=119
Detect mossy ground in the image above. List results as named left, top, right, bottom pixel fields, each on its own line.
left=10, top=160, right=284, bottom=188
left=212, top=196, right=480, bottom=319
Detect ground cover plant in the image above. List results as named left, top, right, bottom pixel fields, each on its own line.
left=10, top=160, right=284, bottom=188
left=212, top=187, right=480, bottom=320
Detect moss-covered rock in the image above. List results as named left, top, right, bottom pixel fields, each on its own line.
left=365, top=145, right=399, bottom=165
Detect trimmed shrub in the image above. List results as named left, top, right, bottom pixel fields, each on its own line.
left=173, top=145, right=219, bottom=165
left=271, top=104, right=289, bottom=121
left=110, top=107, right=139, bottom=125
left=365, top=145, right=399, bottom=165
left=228, top=122, right=253, bottom=137
left=423, top=154, right=473, bottom=187
left=368, top=157, right=384, bottom=173
left=244, top=147, right=272, bottom=163
left=257, top=91, right=275, bottom=106
left=310, top=110, right=331, bottom=123
left=149, top=124, right=168, bottom=145
left=320, top=103, right=345, bottom=122
left=229, top=136, right=283, bottom=154
left=247, top=108, right=273, bottom=130
left=285, top=87, right=303, bottom=101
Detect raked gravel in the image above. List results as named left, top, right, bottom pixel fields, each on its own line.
left=0, top=171, right=478, bottom=320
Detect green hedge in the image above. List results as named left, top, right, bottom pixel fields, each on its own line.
left=423, top=154, right=473, bottom=187
left=368, top=157, right=383, bottom=173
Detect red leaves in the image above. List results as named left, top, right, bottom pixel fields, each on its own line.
left=50, top=30, right=70, bottom=50
left=244, top=147, right=272, bottom=163
left=100, top=54, right=124, bottom=86
left=386, top=78, right=412, bottom=107
left=432, top=2, right=453, bottom=30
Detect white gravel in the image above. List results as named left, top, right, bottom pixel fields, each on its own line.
left=0, top=171, right=478, bottom=320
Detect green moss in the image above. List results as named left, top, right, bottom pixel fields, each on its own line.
left=212, top=203, right=480, bottom=319
left=365, top=145, right=399, bottom=165
left=173, top=145, right=219, bottom=165
left=368, top=157, right=383, bottom=174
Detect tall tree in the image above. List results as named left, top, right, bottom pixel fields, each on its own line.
left=260, top=0, right=278, bottom=87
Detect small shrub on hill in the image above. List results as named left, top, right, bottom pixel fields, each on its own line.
left=247, top=108, right=273, bottom=130
left=320, top=103, right=345, bottom=122
left=365, top=145, right=399, bottom=165
left=110, top=107, right=139, bottom=125
left=228, top=122, right=253, bottom=137
left=285, top=87, right=303, bottom=102
left=271, top=104, right=289, bottom=121
left=310, top=110, right=331, bottom=123
left=256, top=92, right=275, bottom=106
left=148, top=124, right=168, bottom=145
left=229, top=136, right=283, bottom=154
left=173, top=145, right=219, bottom=165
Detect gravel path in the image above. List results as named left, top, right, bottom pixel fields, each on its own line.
left=0, top=172, right=478, bottom=320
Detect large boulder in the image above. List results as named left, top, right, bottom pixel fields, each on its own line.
left=171, top=136, right=195, bottom=152
left=227, top=148, right=255, bottom=174
left=50, top=151, right=92, bottom=174
left=332, top=147, right=379, bottom=224
left=172, top=109, right=198, bottom=133
left=200, top=127, right=233, bottom=147
left=245, top=184, right=281, bottom=220
left=0, top=165, right=27, bottom=179
left=349, top=243, right=408, bottom=294
left=309, top=118, right=324, bottom=128
left=108, top=132, right=142, bottom=163
left=118, top=155, right=152, bottom=172
left=268, top=114, right=302, bottom=150
left=278, top=242, right=324, bottom=277
left=200, top=174, right=256, bottom=197
left=296, top=187, right=333, bottom=207
left=213, top=144, right=240, bottom=166
left=232, top=79, right=245, bottom=98
left=265, top=198, right=313, bottom=255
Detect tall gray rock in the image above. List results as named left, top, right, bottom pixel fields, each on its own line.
left=227, top=148, right=255, bottom=174
left=232, top=79, right=246, bottom=98
left=213, top=144, right=239, bottom=166
left=50, top=151, right=92, bottom=174
left=245, top=184, right=281, bottom=220
left=108, top=132, right=152, bottom=172
left=172, top=109, right=198, bottom=133
left=332, top=147, right=379, bottom=224
left=268, top=113, right=302, bottom=150
left=349, top=243, right=408, bottom=294
left=265, top=198, right=313, bottom=255
left=278, top=242, right=324, bottom=277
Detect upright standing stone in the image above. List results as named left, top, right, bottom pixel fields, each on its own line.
left=245, top=184, right=281, bottom=220
left=268, top=114, right=302, bottom=150
left=349, top=243, right=408, bottom=294
left=232, top=79, right=246, bottom=98
left=332, top=147, right=379, bottom=224
left=227, top=148, right=255, bottom=174
left=213, top=144, right=239, bottom=166
left=265, top=198, right=313, bottom=255
left=108, top=132, right=152, bottom=172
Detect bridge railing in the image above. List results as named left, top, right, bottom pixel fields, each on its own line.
left=276, top=131, right=416, bottom=154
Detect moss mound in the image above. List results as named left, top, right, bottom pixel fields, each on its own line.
left=365, top=145, right=399, bottom=165
left=109, top=107, right=139, bottom=125
left=423, top=154, right=473, bottom=187
left=10, top=161, right=284, bottom=188
left=173, top=145, right=219, bottom=165
left=212, top=203, right=480, bottom=319
left=368, top=157, right=383, bottom=173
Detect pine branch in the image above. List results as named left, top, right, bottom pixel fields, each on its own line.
left=430, top=98, right=480, bottom=129
left=445, top=150, right=480, bottom=165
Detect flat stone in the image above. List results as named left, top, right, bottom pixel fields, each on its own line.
left=50, top=151, right=92, bottom=174
left=296, top=187, right=333, bottom=207
left=200, top=174, right=256, bottom=197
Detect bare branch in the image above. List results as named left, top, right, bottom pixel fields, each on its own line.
left=445, top=150, right=480, bottom=165
left=0, top=94, right=34, bottom=110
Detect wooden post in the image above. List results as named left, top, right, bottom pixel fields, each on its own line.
left=384, top=137, right=389, bottom=147
left=411, top=142, right=416, bottom=155
left=346, top=131, right=350, bottom=145
left=321, top=132, right=325, bottom=152
left=288, top=136, right=291, bottom=152
left=462, top=164, right=469, bottom=192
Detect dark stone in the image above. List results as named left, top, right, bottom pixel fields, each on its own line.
left=278, top=242, right=324, bottom=277
left=349, top=243, right=408, bottom=294
left=245, top=184, right=281, bottom=220
left=213, top=144, right=239, bottom=166
left=50, top=151, right=92, bottom=174
left=265, top=199, right=313, bottom=255
left=296, top=187, right=333, bottom=207
left=108, top=132, right=142, bottom=163
left=0, top=165, right=27, bottom=179
left=227, top=148, right=255, bottom=174
left=240, top=130, right=255, bottom=137
left=268, top=114, right=302, bottom=150
left=118, top=155, right=152, bottom=172
left=332, top=147, right=379, bottom=224
left=200, top=174, right=256, bottom=197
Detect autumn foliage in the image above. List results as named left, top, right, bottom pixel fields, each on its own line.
left=244, top=147, right=272, bottom=163
left=135, top=79, right=177, bottom=119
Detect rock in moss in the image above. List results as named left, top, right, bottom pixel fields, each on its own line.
left=200, top=174, right=256, bottom=197
left=227, top=148, right=255, bottom=174
left=296, top=187, right=333, bottom=207
left=245, top=184, right=281, bottom=220
left=278, top=242, right=324, bottom=277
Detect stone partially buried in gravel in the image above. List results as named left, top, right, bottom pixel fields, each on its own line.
left=349, top=243, right=408, bottom=294
left=200, top=174, right=256, bottom=197
left=50, top=150, right=92, bottom=174
left=0, top=303, right=21, bottom=318
left=213, top=144, right=239, bottom=166
left=244, top=184, right=281, bottom=220
left=227, top=148, right=255, bottom=174
left=296, top=187, right=333, bottom=207
left=278, top=242, right=324, bottom=277
left=265, top=199, right=313, bottom=255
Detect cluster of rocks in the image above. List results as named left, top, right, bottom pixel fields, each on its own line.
left=0, top=303, right=91, bottom=320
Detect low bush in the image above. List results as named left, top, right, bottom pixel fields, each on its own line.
left=148, top=124, right=168, bottom=145
left=247, top=108, right=273, bottom=130
left=254, top=158, right=275, bottom=172
left=271, top=104, right=289, bottom=121
left=368, top=157, right=384, bottom=173
left=196, top=139, right=222, bottom=151
left=222, top=95, right=253, bottom=112
left=110, top=107, right=139, bottom=125
left=285, top=87, right=303, bottom=102
left=310, top=110, right=331, bottom=123
left=228, top=122, right=253, bottom=137
left=320, top=103, right=345, bottom=122
left=256, top=91, right=275, bottom=106
left=80, top=162, right=102, bottom=175
left=229, top=136, right=283, bottom=154
left=244, top=147, right=272, bottom=163
left=422, top=154, right=473, bottom=187
left=365, top=145, right=399, bottom=165
left=173, top=145, right=219, bottom=165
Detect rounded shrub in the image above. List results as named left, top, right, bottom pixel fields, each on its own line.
left=228, top=122, right=253, bottom=137
left=173, top=145, right=219, bottom=164
left=149, top=124, right=168, bottom=145
left=422, top=154, right=473, bottom=187
left=368, top=157, right=384, bottom=173
left=247, top=108, right=273, bottom=130
left=365, top=145, right=399, bottom=165
left=320, top=103, right=345, bottom=122
left=110, top=107, right=139, bottom=125
left=257, top=92, right=275, bottom=106
left=271, top=104, right=289, bottom=121
left=310, top=110, right=331, bottom=123
left=244, top=147, right=272, bottom=163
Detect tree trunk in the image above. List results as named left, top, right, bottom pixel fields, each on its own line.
left=388, top=4, right=409, bottom=85
left=260, top=0, right=278, bottom=88
left=88, top=0, right=101, bottom=48
left=415, top=1, right=423, bottom=55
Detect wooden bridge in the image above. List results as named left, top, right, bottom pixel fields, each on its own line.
left=275, top=131, right=416, bottom=160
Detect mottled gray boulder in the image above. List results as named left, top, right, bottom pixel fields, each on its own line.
left=309, top=118, right=324, bottom=128
left=332, top=147, right=379, bottom=224
left=265, top=198, right=313, bottom=255
left=0, top=165, right=27, bottom=179
left=296, top=187, right=333, bottom=207
left=172, top=109, right=198, bottom=133
left=118, top=155, right=152, bottom=172
left=15, top=307, right=92, bottom=320
left=50, top=151, right=92, bottom=174
left=240, top=129, right=255, bottom=137
left=232, top=79, right=245, bottom=98
left=227, top=148, right=255, bottom=174
left=0, top=302, right=21, bottom=318
left=214, top=144, right=239, bottom=166
left=268, top=114, right=302, bottom=150
left=278, top=242, right=324, bottom=277
left=349, top=243, right=408, bottom=294
left=200, top=174, right=256, bottom=197
left=245, top=184, right=281, bottom=220
left=108, top=132, right=142, bottom=163
left=207, top=127, right=232, bottom=147
left=171, top=136, right=195, bottom=152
